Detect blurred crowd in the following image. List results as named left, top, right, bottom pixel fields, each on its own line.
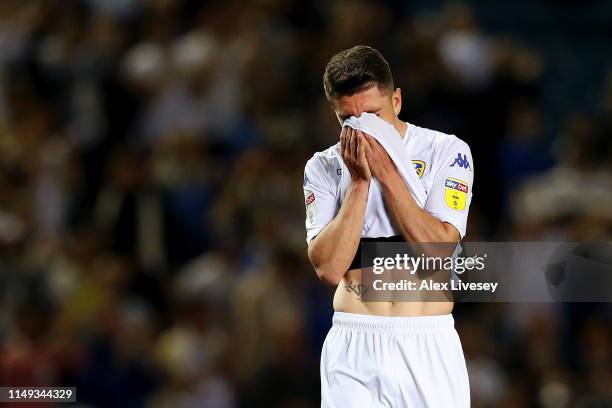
left=0, top=0, right=611, bottom=407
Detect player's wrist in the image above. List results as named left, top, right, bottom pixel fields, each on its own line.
left=350, top=178, right=370, bottom=192
left=377, top=166, right=400, bottom=187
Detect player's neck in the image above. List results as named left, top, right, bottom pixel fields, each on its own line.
left=393, top=119, right=407, bottom=138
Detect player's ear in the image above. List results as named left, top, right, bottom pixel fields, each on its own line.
left=392, top=88, right=402, bottom=116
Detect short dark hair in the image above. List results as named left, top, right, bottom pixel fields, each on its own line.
left=323, top=45, right=394, bottom=100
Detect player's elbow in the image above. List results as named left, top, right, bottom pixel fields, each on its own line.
left=314, top=265, right=343, bottom=286
left=410, top=224, right=461, bottom=259
left=309, top=257, right=343, bottom=285
left=308, top=244, right=344, bottom=285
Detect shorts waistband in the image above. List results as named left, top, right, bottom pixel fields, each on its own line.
left=332, top=312, right=455, bottom=333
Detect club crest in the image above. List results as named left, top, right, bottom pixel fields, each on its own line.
left=412, top=160, right=426, bottom=178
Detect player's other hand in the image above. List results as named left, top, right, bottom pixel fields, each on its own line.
left=363, top=133, right=396, bottom=181
left=341, top=127, right=371, bottom=183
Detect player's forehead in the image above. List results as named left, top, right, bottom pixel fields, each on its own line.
left=332, top=85, right=388, bottom=116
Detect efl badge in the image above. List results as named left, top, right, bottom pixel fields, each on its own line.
left=412, top=160, right=426, bottom=178
left=304, top=190, right=317, bottom=225
left=444, top=178, right=468, bottom=210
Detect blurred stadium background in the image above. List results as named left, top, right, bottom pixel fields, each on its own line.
left=0, top=0, right=611, bottom=406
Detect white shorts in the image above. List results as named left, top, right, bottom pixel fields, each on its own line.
left=320, top=312, right=470, bottom=408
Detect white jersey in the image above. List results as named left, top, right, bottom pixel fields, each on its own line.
left=303, top=122, right=474, bottom=244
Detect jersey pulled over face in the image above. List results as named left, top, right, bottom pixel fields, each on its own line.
left=303, top=123, right=474, bottom=244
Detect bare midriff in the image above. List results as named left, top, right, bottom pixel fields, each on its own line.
left=333, top=268, right=454, bottom=316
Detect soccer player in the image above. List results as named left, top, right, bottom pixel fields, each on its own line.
left=303, top=46, right=474, bottom=407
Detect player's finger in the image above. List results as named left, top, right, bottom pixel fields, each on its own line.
left=350, top=129, right=358, bottom=161
left=342, top=127, right=351, bottom=161
left=348, top=128, right=355, bottom=161
left=340, top=126, right=347, bottom=156
left=366, top=135, right=381, bottom=158
left=343, top=128, right=351, bottom=163
left=357, top=132, right=367, bottom=163
left=366, top=134, right=382, bottom=150
left=359, top=131, right=372, bottom=156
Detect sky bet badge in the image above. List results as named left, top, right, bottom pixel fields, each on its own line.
left=444, top=178, right=468, bottom=210
left=412, top=160, right=426, bottom=178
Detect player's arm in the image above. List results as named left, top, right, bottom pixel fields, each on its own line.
left=307, top=129, right=370, bottom=285
left=364, top=134, right=473, bottom=254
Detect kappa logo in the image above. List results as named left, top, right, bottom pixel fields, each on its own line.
left=450, top=153, right=471, bottom=170
left=412, top=160, right=426, bottom=178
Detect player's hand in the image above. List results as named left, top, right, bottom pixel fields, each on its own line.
left=341, top=127, right=371, bottom=183
left=363, top=133, right=397, bottom=181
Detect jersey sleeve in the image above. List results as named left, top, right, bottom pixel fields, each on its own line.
left=303, top=154, right=339, bottom=244
left=424, top=138, right=474, bottom=238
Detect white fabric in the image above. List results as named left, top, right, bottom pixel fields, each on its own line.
left=320, top=312, right=470, bottom=408
left=303, top=118, right=474, bottom=243
left=340, top=113, right=427, bottom=207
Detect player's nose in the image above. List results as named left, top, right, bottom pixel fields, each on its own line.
left=349, top=109, right=364, bottom=118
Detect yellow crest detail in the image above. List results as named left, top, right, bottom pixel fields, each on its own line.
left=444, top=178, right=468, bottom=210
left=412, top=160, right=426, bottom=178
